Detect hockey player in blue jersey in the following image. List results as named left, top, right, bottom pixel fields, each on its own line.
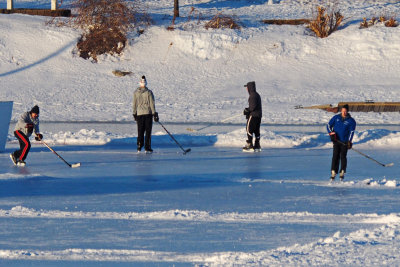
left=327, top=104, right=356, bottom=181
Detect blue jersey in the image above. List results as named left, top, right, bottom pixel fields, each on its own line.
left=327, top=114, right=356, bottom=142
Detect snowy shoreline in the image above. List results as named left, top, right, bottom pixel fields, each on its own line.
left=7, top=126, right=400, bottom=149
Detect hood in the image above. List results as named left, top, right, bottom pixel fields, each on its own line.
left=246, top=81, right=256, bottom=94
left=137, top=87, right=148, bottom=93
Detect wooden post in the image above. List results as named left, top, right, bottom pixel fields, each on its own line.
left=174, top=0, right=179, bottom=18
left=7, top=0, right=13, bottom=10
left=51, top=0, right=57, bottom=10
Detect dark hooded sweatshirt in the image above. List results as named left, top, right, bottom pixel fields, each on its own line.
left=246, top=81, right=262, bottom=118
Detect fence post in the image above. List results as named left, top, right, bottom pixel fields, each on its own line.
left=7, top=0, right=13, bottom=10
left=51, top=0, right=57, bottom=10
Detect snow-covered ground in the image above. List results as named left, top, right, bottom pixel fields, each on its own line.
left=2, top=0, right=400, bottom=265
left=1, top=0, right=400, bottom=124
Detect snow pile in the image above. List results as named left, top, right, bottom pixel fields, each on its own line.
left=4, top=206, right=400, bottom=224
left=365, top=178, right=399, bottom=188
left=173, top=30, right=242, bottom=60
left=216, top=128, right=323, bottom=148
left=8, top=127, right=400, bottom=149
left=45, top=129, right=121, bottom=145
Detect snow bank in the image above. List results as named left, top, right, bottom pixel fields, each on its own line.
left=0, top=101, right=13, bottom=152
left=14, top=127, right=400, bottom=149
left=173, top=29, right=243, bottom=60
left=3, top=206, right=400, bottom=224
left=1, top=1, right=400, bottom=124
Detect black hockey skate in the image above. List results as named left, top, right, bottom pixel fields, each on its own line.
left=242, top=142, right=254, bottom=153
left=339, top=170, right=345, bottom=181
left=254, top=140, right=262, bottom=152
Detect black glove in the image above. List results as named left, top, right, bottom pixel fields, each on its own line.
left=133, top=114, right=137, bottom=121
left=35, top=133, right=43, bottom=141
left=26, top=123, right=34, bottom=133
left=244, top=108, right=250, bottom=119
left=347, top=142, right=352, bottom=149
left=153, top=112, right=159, bottom=122
left=329, top=132, right=337, bottom=142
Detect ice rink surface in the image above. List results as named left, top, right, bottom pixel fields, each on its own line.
left=1, top=133, right=400, bottom=265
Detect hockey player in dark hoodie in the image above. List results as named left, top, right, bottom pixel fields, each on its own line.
left=243, top=81, right=262, bottom=152
left=10, top=105, right=43, bottom=166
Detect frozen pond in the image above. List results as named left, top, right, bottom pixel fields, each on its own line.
left=1, top=133, right=400, bottom=265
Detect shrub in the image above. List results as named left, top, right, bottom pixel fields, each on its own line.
left=308, top=6, right=343, bottom=38
left=77, top=27, right=127, bottom=61
left=384, top=17, right=398, bottom=27
left=360, top=17, right=377, bottom=28
left=360, top=16, right=398, bottom=28
left=69, top=0, right=151, bottom=61
left=205, top=13, right=241, bottom=30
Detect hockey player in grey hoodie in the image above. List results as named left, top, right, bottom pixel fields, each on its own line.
left=133, top=76, right=159, bottom=153
left=10, top=105, right=43, bottom=166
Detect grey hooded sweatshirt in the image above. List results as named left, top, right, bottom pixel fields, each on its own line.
left=14, top=111, right=40, bottom=137
left=133, top=87, right=156, bottom=116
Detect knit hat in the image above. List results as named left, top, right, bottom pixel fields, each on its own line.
left=30, top=105, right=39, bottom=114
left=139, top=75, right=147, bottom=87
left=342, top=104, right=349, bottom=111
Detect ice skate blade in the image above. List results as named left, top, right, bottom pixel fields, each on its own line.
left=9, top=154, right=17, bottom=165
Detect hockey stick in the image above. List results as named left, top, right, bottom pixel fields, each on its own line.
left=158, top=121, right=191, bottom=154
left=41, top=141, right=81, bottom=168
left=186, top=114, right=242, bottom=132
left=336, top=140, right=393, bottom=167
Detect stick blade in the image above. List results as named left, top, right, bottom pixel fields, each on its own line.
left=385, top=163, right=394, bottom=167
left=71, top=163, right=81, bottom=168
left=183, top=148, right=191, bottom=155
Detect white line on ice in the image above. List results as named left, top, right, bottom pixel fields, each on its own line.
left=0, top=206, right=399, bottom=224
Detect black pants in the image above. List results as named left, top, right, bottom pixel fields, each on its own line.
left=137, top=114, right=153, bottom=150
left=331, top=142, right=348, bottom=173
left=14, top=130, right=31, bottom=161
left=246, top=116, right=261, bottom=144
